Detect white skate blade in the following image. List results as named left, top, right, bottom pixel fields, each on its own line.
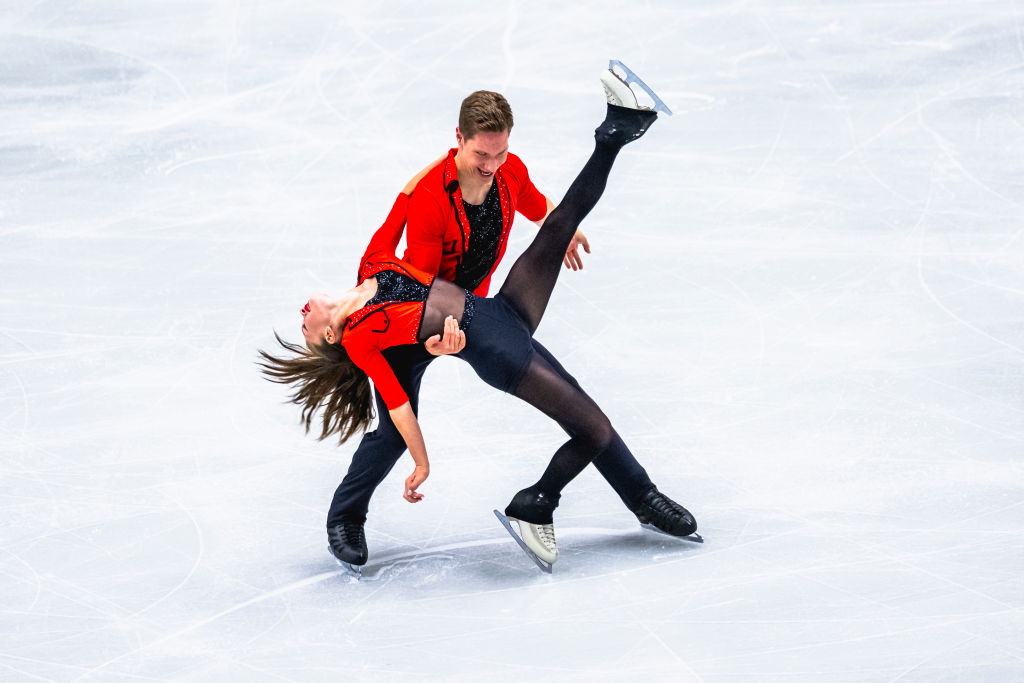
left=493, top=510, right=553, bottom=574
left=608, top=59, right=673, bottom=116
left=640, top=523, right=704, bottom=543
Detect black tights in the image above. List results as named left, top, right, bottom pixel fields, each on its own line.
left=497, top=139, right=626, bottom=521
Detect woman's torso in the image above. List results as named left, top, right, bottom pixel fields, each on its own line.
left=347, top=264, right=472, bottom=348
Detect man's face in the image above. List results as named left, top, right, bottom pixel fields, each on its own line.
left=456, top=128, right=509, bottom=182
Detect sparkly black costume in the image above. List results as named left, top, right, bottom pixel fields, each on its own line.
left=454, top=181, right=502, bottom=291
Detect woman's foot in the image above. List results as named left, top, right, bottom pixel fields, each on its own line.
left=595, top=61, right=664, bottom=145
left=594, top=104, right=659, bottom=146
left=600, top=59, right=673, bottom=114
left=504, top=485, right=560, bottom=565
left=506, top=516, right=558, bottom=565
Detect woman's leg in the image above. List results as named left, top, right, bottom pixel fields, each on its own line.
left=502, top=350, right=618, bottom=524
left=498, top=105, right=657, bottom=334
left=502, top=346, right=697, bottom=538
left=528, top=339, right=654, bottom=507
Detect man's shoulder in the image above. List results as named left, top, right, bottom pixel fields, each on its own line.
left=502, top=152, right=529, bottom=173
left=499, top=152, right=532, bottom=187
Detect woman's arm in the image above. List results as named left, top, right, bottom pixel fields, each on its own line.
left=389, top=402, right=430, bottom=503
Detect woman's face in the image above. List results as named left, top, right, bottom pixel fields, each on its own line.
left=301, top=293, right=333, bottom=344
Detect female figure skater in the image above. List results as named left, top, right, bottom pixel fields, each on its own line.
left=260, top=69, right=699, bottom=571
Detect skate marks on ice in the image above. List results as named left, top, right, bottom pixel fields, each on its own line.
left=338, top=520, right=704, bottom=580
left=491, top=510, right=706, bottom=574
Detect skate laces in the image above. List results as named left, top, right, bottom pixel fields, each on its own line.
left=343, top=521, right=366, bottom=546
left=536, top=523, right=557, bottom=552
left=331, top=520, right=365, bottom=548
left=649, top=492, right=684, bottom=516
left=638, top=489, right=691, bottom=526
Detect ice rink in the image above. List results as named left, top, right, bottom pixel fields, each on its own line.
left=3, top=1, right=1023, bottom=680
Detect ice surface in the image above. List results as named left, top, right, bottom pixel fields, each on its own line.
left=2, top=1, right=1023, bottom=680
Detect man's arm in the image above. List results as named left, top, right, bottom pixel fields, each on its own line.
left=424, top=315, right=466, bottom=356
left=402, top=154, right=451, bottom=277
left=532, top=196, right=555, bottom=227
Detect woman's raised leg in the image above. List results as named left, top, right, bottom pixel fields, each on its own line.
left=497, top=104, right=657, bottom=334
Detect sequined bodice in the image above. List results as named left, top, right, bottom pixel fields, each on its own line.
left=363, top=270, right=429, bottom=308
left=354, top=267, right=475, bottom=345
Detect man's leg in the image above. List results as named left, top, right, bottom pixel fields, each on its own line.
left=326, top=345, right=435, bottom=565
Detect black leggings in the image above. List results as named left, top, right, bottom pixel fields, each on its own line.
left=462, top=138, right=629, bottom=520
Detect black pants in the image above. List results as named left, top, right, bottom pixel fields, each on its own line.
left=327, top=129, right=655, bottom=526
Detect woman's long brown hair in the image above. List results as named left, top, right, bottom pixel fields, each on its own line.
left=257, top=332, right=374, bottom=444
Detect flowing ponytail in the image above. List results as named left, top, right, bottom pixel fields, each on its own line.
left=257, top=332, right=374, bottom=444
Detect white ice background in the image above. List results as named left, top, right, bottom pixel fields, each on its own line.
left=2, top=1, right=1023, bottom=680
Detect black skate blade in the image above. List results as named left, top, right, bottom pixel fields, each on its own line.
left=609, top=59, right=672, bottom=116
left=640, top=523, right=704, bottom=543
left=493, top=510, right=553, bottom=574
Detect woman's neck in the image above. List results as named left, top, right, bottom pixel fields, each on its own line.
left=336, top=278, right=378, bottom=321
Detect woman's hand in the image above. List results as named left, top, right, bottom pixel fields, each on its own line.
left=424, top=316, right=466, bottom=356
left=388, top=403, right=429, bottom=502
left=404, top=465, right=429, bottom=503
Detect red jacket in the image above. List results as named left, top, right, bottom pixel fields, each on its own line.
left=402, top=149, right=548, bottom=295
left=341, top=193, right=434, bottom=410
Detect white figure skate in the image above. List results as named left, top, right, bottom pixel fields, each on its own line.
left=600, top=59, right=673, bottom=115
left=493, top=509, right=557, bottom=573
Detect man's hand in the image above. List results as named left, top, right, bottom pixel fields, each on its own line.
left=563, top=229, right=591, bottom=270
left=404, top=465, right=429, bottom=502
left=424, top=315, right=466, bottom=356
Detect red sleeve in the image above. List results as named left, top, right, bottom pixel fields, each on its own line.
left=346, top=341, right=409, bottom=410
left=402, top=187, right=446, bottom=275
left=504, top=153, right=548, bottom=222
left=359, top=194, right=410, bottom=272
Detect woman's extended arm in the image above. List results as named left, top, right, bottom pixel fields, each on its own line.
left=389, top=402, right=430, bottom=503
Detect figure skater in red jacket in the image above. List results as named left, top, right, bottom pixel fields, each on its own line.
left=261, top=65, right=699, bottom=571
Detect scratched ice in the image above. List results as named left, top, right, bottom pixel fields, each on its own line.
left=2, top=1, right=1022, bottom=680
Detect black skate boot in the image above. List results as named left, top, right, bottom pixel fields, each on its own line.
left=594, top=104, right=659, bottom=146
left=632, top=486, right=703, bottom=542
left=594, top=60, right=665, bottom=146
left=327, top=518, right=368, bottom=570
left=504, top=485, right=560, bottom=525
